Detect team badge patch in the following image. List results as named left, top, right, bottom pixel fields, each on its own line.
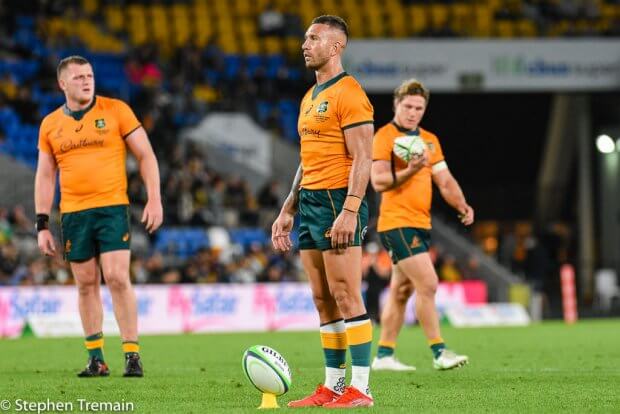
left=95, top=119, right=106, bottom=129
left=317, top=101, right=329, bottom=113
left=411, top=235, right=421, bottom=248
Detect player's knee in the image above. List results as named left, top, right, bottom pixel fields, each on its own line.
left=312, top=292, right=338, bottom=316
left=417, top=281, right=437, bottom=298
left=74, top=272, right=99, bottom=294
left=396, top=284, right=413, bottom=302
left=104, top=271, right=131, bottom=291
left=76, top=281, right=98, bottom=296
left=312, top=292, right=331, bottom=310
left=330, top=287, right=357, bottom=311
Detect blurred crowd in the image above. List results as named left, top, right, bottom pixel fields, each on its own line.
left=0, top=201, right=484, bottom=289
left=0, top=0, right=597, bottom=304
left=0, top=198, right=304, bottom=288
left=494, top=0, right=620, bottom=36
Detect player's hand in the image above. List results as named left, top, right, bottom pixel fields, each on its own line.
left=272, top=212, right=294, bottom=251
left=458, top=204, right=474, bottom=226
left=406, top=151, right=429, bottom=175
left=37, top=230, right=56, bottom=257
left=142, top=199, right=163, bottom=233
left=330, top=209, right=357, bottom=252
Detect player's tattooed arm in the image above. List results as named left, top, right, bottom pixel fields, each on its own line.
left=272, top=164, right=302, bottom=251
left=281, top=163, right=303, bottom=215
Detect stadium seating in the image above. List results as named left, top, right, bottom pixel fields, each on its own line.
left=154, top=228, right=210, bottom=259
left=2, top=0, right=618, bottom=166
left=153, top=227, right=271, bottom=259
left=35, top=1, right=620, bottom=62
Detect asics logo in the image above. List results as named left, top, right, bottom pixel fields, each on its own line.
left=334, top=377, right=345, bottom=394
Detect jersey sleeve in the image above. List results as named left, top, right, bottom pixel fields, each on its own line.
left=372, top=128, right=393, bottom=161
left=338, top=83, right=374, bottom=130
left=38, top=117, right=53, bottom=154
left=114, top=99, right=142, bottom=138
left=429, top=134, right=445, bottom=165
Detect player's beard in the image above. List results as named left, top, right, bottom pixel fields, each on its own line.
left=305, top=53, right=329, bottom=71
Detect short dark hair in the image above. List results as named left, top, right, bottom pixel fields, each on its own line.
left=311, top=15, right=349, bottom=39
left=57, top=55, right=91, bottom=78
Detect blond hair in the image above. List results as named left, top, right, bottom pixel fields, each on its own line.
left=393, top=78, right=430, bottom=103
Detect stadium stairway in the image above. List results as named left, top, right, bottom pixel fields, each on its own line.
left=0, top=154, right=35, bottom=215
left=431, top=215, right=522, bottom=302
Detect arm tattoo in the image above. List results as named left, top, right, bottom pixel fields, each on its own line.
left=286, top=164, right=303, bottom=212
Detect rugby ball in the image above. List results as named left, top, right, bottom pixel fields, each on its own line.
left=393, top=135, right=426, bottom=162
left=242, top=345, right=292, bottom=395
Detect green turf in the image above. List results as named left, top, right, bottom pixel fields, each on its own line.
left=0, top=320, right=619, bottom=413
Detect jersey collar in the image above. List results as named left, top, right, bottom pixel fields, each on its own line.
left=63, top=96, right=97, bottom=121
left=391, top=120, right=419, bottom=136
left=311, top=72, right=348, bottom=100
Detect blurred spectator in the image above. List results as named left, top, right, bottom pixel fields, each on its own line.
left=283, top=4, right=304, bottom=37
left=362, top=242, right=392, bottom=322
left=11, top=86, right=39, bottom=124
left=439, top=255, right=462, bottom=282
left=524, top=234, right=552, bottom=293
left=203, top=35, right=225, bottom=72
left=262, top=263, right=285, bottom=283
left=49, top=255, right=70, bottom=284
left=161, top=269, right=182, bottom=284
left=174, top=42, right=205, bottom=84
left=206, top=177, right=226, bottom=226
left=225, top=175, right=249, bottom=211
left=183, top=247, right=228, bottom=283
left=0, top=207, right=12, bottom=244
left=461, top=255, right=481, bottom=280
left=0, top=74, right=18, bottom=100
left=258, top=3, right=285, bottom=36
left=9, top=205, right=33, bottom=235
left=130, top=257, right=149, bottom=284
left=0, top=242, right=22, bottom=284
left=226, top=176, right=259, bottom=226
left=125, top=45, right=163, bottom=88
left=257, top=180, right=281, bottom=210
left=498, top=225, right=517, bottom=271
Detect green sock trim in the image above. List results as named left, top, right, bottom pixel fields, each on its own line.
left=349, top=342, right=372, bottom=367
left=431, top=342, right=446, bottom=359
left=85, top=332, right=103, bottom=341
left=323, top=348, right=347, bottom=369
left=377, top=345, right=395, bottom=358
left=85, top=332, right=104, bottom=362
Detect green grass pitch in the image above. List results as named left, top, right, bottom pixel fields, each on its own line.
left=0, top=319, right=619, bottom=413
